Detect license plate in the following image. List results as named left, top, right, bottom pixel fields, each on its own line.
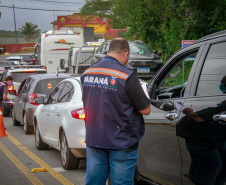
left=137, top=68, right=150, bottom=73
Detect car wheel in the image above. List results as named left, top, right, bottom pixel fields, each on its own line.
left=60, top=130, right=79, bottom=170
left=23, top=113, right=34, bottom=134
left=12, top=108, right=20, bottom=126
left=35, top=124, right=49, bottom=150
left=1, top=103, right=10, bottom=117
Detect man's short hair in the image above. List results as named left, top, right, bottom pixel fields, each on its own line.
left=108, top=38, right=130, bottom=54
left=5, top=76, right=13, bottom=81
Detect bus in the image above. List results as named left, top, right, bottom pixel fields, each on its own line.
left=34, top=30, right=84, bottom=73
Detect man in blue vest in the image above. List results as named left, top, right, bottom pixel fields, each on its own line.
left=0, top=76, right=14, bottom=103
left=81, top=38, right=151, bottom=185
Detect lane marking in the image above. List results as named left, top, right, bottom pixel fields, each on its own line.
left=53, top=167, right=66, bottom=173
left=6, top=132, right=74, bottom=185
left=0, top=141, right=44, bottom=185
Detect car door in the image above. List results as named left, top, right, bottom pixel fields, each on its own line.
left=39, top=82, right=66, bottom=144
left=14, top=78, right=33, bottom=122
left=137, top=43, right=206, bottom=184
left=48, top=81, right=74, bottom=146
left=178, top=40, right=226, bottom=185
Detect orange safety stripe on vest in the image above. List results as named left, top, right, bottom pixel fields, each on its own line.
left=83, top=68, right=129, bottom=80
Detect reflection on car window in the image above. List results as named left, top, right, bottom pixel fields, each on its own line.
left=156, top=52, right=197, bottom=99
left=58, top=82, right=74, bottom=103
left=11, top=72, right=46, bottom=83
left=129, top=43, right=152, bottom=54
left=48, top=82, right=65, bottom=104
left=34, top=78, right=67, bottom=95
left=196, top=42, right=226, bottom=96
left=103, top=42, right=152, bottom=55
left=21, top=78, right=34, bottom=93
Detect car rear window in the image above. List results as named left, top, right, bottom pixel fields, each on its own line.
left=11, top=71, right=46, bottom=83
left=34, top=78, right=66, bottom=95
left=9, top=59, right=22, bottom=63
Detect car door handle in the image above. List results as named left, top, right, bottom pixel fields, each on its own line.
left=213, top=114, right=226, bottom=123
left=46, top=113, right=50, bottom=116
left=165, top=112, right=178, bottom=121
left=56, top=113, right=60, bottom=116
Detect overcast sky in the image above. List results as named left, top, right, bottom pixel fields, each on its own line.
left=0, top=0, right=86, bottom=32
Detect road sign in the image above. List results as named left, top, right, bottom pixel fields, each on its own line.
left=182, top=40, right=197, bottom=48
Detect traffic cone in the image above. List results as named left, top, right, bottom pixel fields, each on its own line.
left=0, top=107, right=7, bottom=137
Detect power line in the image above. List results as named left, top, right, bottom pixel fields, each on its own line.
left=30, top=0, right=85, bottom=4
left=0, top=5, right=80, bottom=12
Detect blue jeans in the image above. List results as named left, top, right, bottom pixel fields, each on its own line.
left=86, top=146, right=138, bottom=185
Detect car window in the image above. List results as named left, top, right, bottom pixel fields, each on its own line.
left=196, top=42, right=226, bottom=96
left=58, top=82, right=74, bottom=103
left=155, top=50, right=198, bottom=99
left=34, top=78, right=67, bottom=95
left=100, top=43, right=109, bottom=53
left=47, top=82, right=65, bottom=104
left=102, top=42, right=152, bottom=54
left=1, top=71, right=7, bottom=82
left=11, top=71, right=46, bottom=83
left=18, top=79, right=27, bottom=94
left=129, top=43, right=152, bottom=54
left=20, top=78, right=34, bottom=94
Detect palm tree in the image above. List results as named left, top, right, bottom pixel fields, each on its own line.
left=19, top=22, right=40, bottom=42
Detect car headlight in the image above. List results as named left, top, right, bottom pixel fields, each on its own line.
left=155, top=59, right=162, bottom=64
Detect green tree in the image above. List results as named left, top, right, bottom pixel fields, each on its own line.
left=81, top=0, right=226, bottom=62
left=19, top=22, right=40, bottom=42
left=80, top=0, right=114, bottom=17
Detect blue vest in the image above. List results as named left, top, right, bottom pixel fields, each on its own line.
left=81, top=56, right=145, bottom=149
left=0, top=82, right=7, bottom=102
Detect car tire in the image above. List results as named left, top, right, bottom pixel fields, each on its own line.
left=35, top=124, right=49, bottom=150
left=23, top=113, right=34, bottom=134
left=60, top=130, right=79, bottom=170
left=12, top=108, right=20, bottom=126
left=1, top=102, right=10, bottom=117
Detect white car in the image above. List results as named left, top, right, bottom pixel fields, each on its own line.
left=6, top=56, right=29, bottom=65
left=33, top=77, right=86, bottom=170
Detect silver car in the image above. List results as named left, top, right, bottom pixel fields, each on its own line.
left=12, top=73, right=74, bottom=134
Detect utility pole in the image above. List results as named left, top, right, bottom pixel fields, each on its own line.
left=0, top=1, right=2, bottom=19
left=13, top=4, right=18, bottom=44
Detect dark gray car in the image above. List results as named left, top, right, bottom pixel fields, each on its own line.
left=135, top=30, right=226, bottom=185
left=12, top=73, right=74, bottom=134
left=91, top=40, right=163, bottom=79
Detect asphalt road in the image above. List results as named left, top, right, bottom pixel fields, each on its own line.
left=0, top=116, right=87, bottom=185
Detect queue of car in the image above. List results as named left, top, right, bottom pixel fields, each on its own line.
left=3, top=30, right=225, bottom=184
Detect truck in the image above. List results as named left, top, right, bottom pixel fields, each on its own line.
left=66, top=45, right=99, bottom=75
left=34, top=30, right=84, bottom=73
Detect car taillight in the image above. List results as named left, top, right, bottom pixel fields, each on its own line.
left=30, top=59, right=34, bottom=63
left=71, top=108, right=85, bottom=119
left=8, top=85, right=14, bottom=91
left=29, top=93, right=39, bottom=105
left=44, top=66, right=47, bottom=70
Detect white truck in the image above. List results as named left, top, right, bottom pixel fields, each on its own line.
left=67, top=45, right=99, bottom=75
left=34, top=30, right=84, bottom=73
